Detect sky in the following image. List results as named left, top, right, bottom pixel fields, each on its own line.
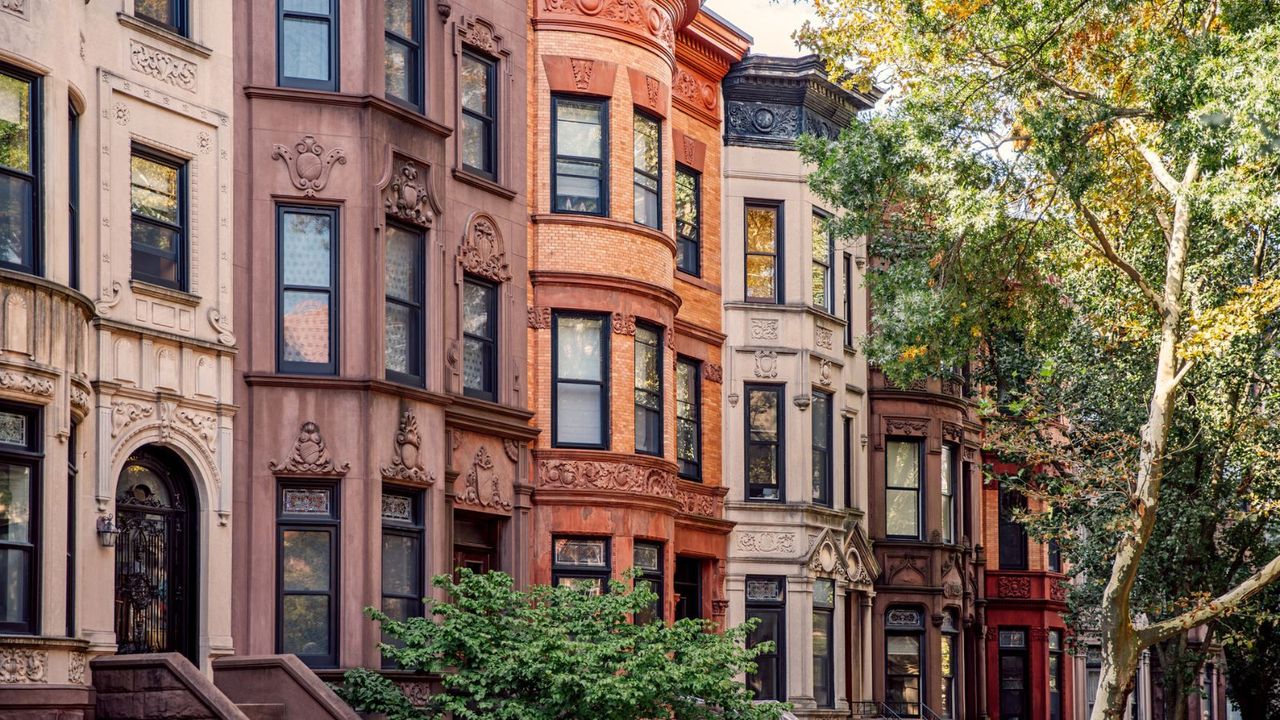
left=702, top=0, right=820, bottom=57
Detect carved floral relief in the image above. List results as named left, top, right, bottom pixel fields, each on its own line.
left=272, top=136, right=347, bottom=198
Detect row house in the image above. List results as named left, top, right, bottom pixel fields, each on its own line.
left=0, top=0, right=236, bottom=715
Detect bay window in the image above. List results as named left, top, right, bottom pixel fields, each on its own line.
left=0, top=67, right=38, bottom=275
left=278, top=205, right=339, bottom=374
left=633, top=541, right=663, bottom=623
left=941, top=444, right=956, bottom=544
left=745, top=202, right=782, bottom=303
left=633, top=111, right=660, bottom=229
left=675, top=357, right=701, bottom=480
left=675, top=166, right=700, bottom=275
left=552, top=536, right=610, bottom=594
left=553, top=313, right=609, bottom=448
left=633, top=324, right=662, bottom=456
left=999, top=485, right=1029, bottom=570
left=380, top=491, right=423, bottom=667
left=279, top=0, right=339, bottom=91
left=384, top=0, right=423, bottom=109
left=461, top=52, right=497, bottom=178
left=812, top=390, right=832, bottom=506
left=277, top=484, right=339, bottom=667
left=746, top=384, right=784, bottom=501
left=0, top=403, right=39, bottom=634
left=812, top=211, right=833, bottom=311
left=553, top=97, right=607, bottom=215
left=886, top=440, right=921, bottom=538
left=463, top=277, right=498, bottom=400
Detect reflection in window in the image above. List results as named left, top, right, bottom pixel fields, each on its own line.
left=551, top=536, right=609, bottom=594
left=279, top=0, right=338, bottom=90
left=941, top=612, right=958, bottom=718
left=136, top=0, right=187, bottom=35
left=813, top=579, right=834, bottom=707
left=553, top=97, right=607, bottom=215
left=675, top=357, right=701, bottom=480
left=130, top=149, right=186, bottom=290
left=461, top=52, right=497, bottom=178
left=1048, top=630, right=1063, bottom=720
left=675, top=167, right=700, bottom=275
left=633, top=112, right=660, bottom=229
left=746, top=385, right=783, bottom=501
left=0, top=404, right=38, bottom=634
left=633, top=541, right=663, bottom=622
left=812, top=390, right=832, bottom=506
left=746, top=577, right=785, bottom=701
left=463, top=277, right=498, bottom=401
left=812, top=212, right=833, bottom=311
left=277, top=484, right=339, bottom=667
left=886, top=440, right=921, bottom=538
left=384, top=0, right=422, bottom=108
left=553, top=313, right=608, bottom=448
left=634, top=325, right=662, bottom=456
left=746, top=204, right=781, bottom=302
left=941, top=444, right=956, bottom=544
left=1000, top=485, right=1029, bottom=570
left=278, top=206, right=338, bottom=374
left=0, top=69, right=38, bottom=275
left=384, top=223, right=424, bottom=385
left=381, top=491, right=422, bottom=667
left=886, top=607, right=923, bottom=716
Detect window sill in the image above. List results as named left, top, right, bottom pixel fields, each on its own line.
left=453, top=167, right=516, bottom=200
left=117, top=13, right=212, bottom=58
left=130, top=279, right=201, bottom=307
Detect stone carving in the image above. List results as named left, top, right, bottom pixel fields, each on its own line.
left=644, top=76, right=660, bottom=107
left=0, top=648, right=46, bottom=683
left=111, top=401, right=153, bottom=438
left=749, top=318, right=778, bottom=340
left=665, top=327, right=675, bottom=349
left=503, top=438, right=521, bottom=463
left=0, top=371, right=54, bottom=398
left=67, top=651, right=86, bottom=685
left=458, top=446, right=512, bottom=511
left=527, top=305, right=551, bottom=329
left=610, top=312, right=636, bottom=336
left=199, top=131, right=211, bottom=154
left=272, top=135, right=347, bottom=198
left=177, top=410, right=218, bottom=453
left=458, top=213, right=511, bottom=282
left=818, top=358, right=833, bottom=386
left=943, top=580, right=963, bottom=599
left=676, top=487, right=721, bottom=517
left=1050, top=578, right=1069, bottom=601
left=816, top=325, right=834, bottom=349
left=270, top=421, right=350, bottom=476
left=399, top=681, right=432, bottom=708
left=888, top=555, right=928, bottom=585
left=537, top=458, right=677, bottom=499
left=542, top=0, right=674, bottom=51
left=997, top=575, right=1033, bottom=598
left=459, top=16, right=499, bottom=54
left=70, top=386, right=90, bottom=413
left=726, top=102, right=802, bottom=140
left=803, top=109, right=838, bottom=140
left=673, top=68, right=717, bottom=112
left=384, top=159, right=432, bottom=226
left=0, top=0, right=25, bottom=18
left=808, top=531, right=854, bottom=580
left=115, top=103, right=130, bottom=126
left=381, top=411, right=434, bottom=485
left=885, top=416, right=930, bottom=436
left=942, top=422, right=964, bottom=444
left=703, top=363, right=723, bottom=384
left=208, top=307, right=235, bottom=345
left=129, top=41, right=197, bottom=91
left=569, top=58, right=594, bottom=90
left=736, top=531, right=795, bottom=554
left=753, top=350, right=778, bottom=379
left=96, top=281, right=123, bottom=315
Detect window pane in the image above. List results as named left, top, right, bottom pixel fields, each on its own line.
left=463, top=337, right=491, bottom=392
left=385, top=0, right=413, bottom=36
left=384, top=225, right=419, bottom=302
left=135, top=0, right=174, bottom=25
left=281, top=290, right=331, bottom=364
left=462, top=115, right=489, bottom=170
left=0, top=411, right=25, bottom=445
left=554, top=538, right=607, bottom=567
left=555, top=163, right=601, bottom=213
left=0, top=73, right=32, bottom=173
left=633, top=115, right=659, bottom=175
left=745, top=256, right=776, bottom=300
left=941, top=445, right=953, bottom=494
left=634, top=543, right=661, bottom=571
left=463, top=280, right=494, bottom=337
left=746, top=207, right=777, bottom=253
left=634, top=185, right=659, bottom=228
left=0, top=548, right=29, bottom=623
left=886, top=488, right=919, bottom=536
left=282, top=18, right=332, bottom=82
left=556, top=383, right=602, bottom=445
left=284, top=0, right=330, bottom=11
left=676, top=171, right=698, bottom=236
left=634, top=328, right=660, bottom=396
left=132, top=221, right=178, bottom=254
left=747, top=446, right=778, bottom=497
left=132, top=239, right=180, bottom=285
left=887, top=441, right=920, bottom=488
left=282, top=595, right=330, bottom=655
left=385, top=302, right=415, bottom=376
left=131, top=155, right=179, bottom=225
left=282, top=530, right=331, bottom=591
left=812, top=262, right=829, bottom=307
left=888, top=635, right=921, bottom=673
left=461, top=56, right=490, bottom=113
left=813, top=611, right=832, bottom=705
left=381, top=534, right=419, bottom=596
left=0, top=174, right=32, bottom=267
left=281, top=211, right=332, bottom=287
left=555, top=102, right=603, bottom=158
left=556, top=316, right=604, bottom=381
left=385, top=40, right=412, bottom=102
left=748, top=390, right=778, bottom=441
left=0, top=463, right=31, bottom=542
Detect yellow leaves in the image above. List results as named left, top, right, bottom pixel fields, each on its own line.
left=923, top=0, right=988, bottom=21
left=899, top=344, right=929, bottom=362
left=1181, top=279, right=1280, bottom=360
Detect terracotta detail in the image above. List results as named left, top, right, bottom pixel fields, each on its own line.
left=570, top=58, right=594, bottom=89
left=671, top=128, right=706, bottom=172
left=270, top=421, right=350, bottom=476
left=272, top=135, right=347, bottom=198
left=997, top=575, right=1033, bottom=598
left=382, top=411, right=435, bottom=485
left=1050, top=578, right=1068, bottom=601
left=611, top=312, right=637, bottom=336
left=528, top=305, right=551, bottom=329
left=884, top=415, right=930, bottom=436
left=459, top=15, right=500, bottom=54
left=503, top=438, right=522, bottom=463
left=539, top=0, right=675, bottom=53
left=457, top=446, right=513, bottom=511
left=703, top=362, right=723, bottom=383
left=627, top=67, right=669, bottom=118
left=942, top=422, right=964, bottom=444
left=0, top=648, right=47, bottom=683
left=458, top=213, right=511, bottom=282
left=542, top=55, right=618, bottom=97
left=537, top=457, right=677, bottom=499
left=672, top=67, right=719, bottom=125
left=384, top=157, right=433, bottom=226
left=676, top=485, right=722, bottom=517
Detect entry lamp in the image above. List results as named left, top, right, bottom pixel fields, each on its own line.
left=97, top=515, right=120, bottom=547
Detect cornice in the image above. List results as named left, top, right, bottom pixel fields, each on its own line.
left=242, top=86, right=453, bottom=138
left=530, top=270, right=684, bottom=316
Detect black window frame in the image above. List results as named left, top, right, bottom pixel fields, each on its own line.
left=745, top=383, right=785, bottom=502
left=745, top=576, right=787, bottom=701
left=941, top=611, right=959, bottom=718
left=885, top=607, right=925, bottom=717
left=999, top=485, right=1029, bottom=570
left=1048, top=539, right=1061, bottom=573
left=1048, top=630, right=1064, bottom=720
left=275, top=481, right=340, bottom=668
left=551, top=311, right=610, bottom=449
left=276, top=204, right=340, bottom=375
left=812, top=578, right=836, bottom=708
left=744, top=200, right=783, bottom=304
left=135, top=0, right=188, bottom=37
left=885, top=438, right=923, bottom=540
left=383, top=219, right=425, bottom=387
left=551, top=95, right=609, bottom=217
left=460, top=50, right=498, bottom=180
left=673, top=556, right=702, bottom=621
left=384, top=0, right=424, bottom=110
left=633, top=540, right=664, bottom=623
left=632, top=109, right=661, bottom=230
left=941, top=443, right=957, bottom=545
left=0, top=65, right=40, bottom=277
left=69, top=105, right=80, bottom=290
left=129, top=144, right=188, bottom=291
left=843, top=416, right=853, bottom=510
left=551, top=536, right=611, bottom=593
left=278, top=0, right=340, bottom=91
left=462, top=275, right=499, bottom=401
left=843, top=252, right=854, bottom=348
left=380, top=489, right=424, bottom=669
left=0, top=402, right=41, bottom=635
left=675, top=164, right=700, bottom=276
left=633, top=322, right=663, bottom=457
left=812, top=389, right=833, bottom=507
left=998, top=627, right=1031, bottom=720
left=675, top=356, right=702, bottom=481
left=811, top=210, right=834, bottom=312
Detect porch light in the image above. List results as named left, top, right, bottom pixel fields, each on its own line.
left=97, top=515, right=119, bottom=547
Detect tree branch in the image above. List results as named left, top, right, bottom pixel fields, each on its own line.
left=1139, top=550, right=1280, bottom=646
left=1074, top=199, right=1168, bottom=315
left=1120, top=119, right=1181, bottom=195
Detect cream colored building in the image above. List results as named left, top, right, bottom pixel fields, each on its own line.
left=0, top=0, right=233, bottom=712
left=720, top=54, right=880, bottom=716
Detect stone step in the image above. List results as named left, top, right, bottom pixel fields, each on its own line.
left=236, top=703, right=286, bottom=720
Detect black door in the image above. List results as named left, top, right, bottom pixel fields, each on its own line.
left=114, top=447, right=197, bottom=661
left=998, top=630, right=1030, bottom=720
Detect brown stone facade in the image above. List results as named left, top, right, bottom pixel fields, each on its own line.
left=526, top=1, right=747, bottom=622
left=232, top=0, right=533, bottom=674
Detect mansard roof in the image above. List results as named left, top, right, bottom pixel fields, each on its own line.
left=722, top=54, right=879, bottom=149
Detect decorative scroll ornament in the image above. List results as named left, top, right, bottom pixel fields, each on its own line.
left=527, top=305, right=551, bottom=329
left=736, top=531, right=796, bottom=554
left=96, top=280, right=124, bottom=315
left=111, top=401, right=154, bottom=438
left=381, top=411, right=435, bottom=485
left=673, top=68, right=717, bottom=112
left=676, top=487, right=721, bottom=517
left=885, top=416, right=930, bottom=436
left=272, top=135, right=347, bottom=198
left=0, top=371, right=54, bottom=398
left=177, top=410, right=218, bottom=453
left=726, top=102, right=802, bottom=139
left=0, top=0, right=26, bottom=19
left=270, top=421, right=350, bottom=476
left=129, top=40, right=197, bottom=91
left=703, top=363, right=723, bottom=384
left=541, top=0, right=674, bottom=50
left=458, top=213, right=511, bottom=282
left=0, top=648, right=47, bottom=683
left=503, top=438, right=521, bottom=463
left=807, top=530, right=854, bottom=580
left=537, top=458, right=677, bottom=499
left=997, top=575, right=1033, bottom=598
left=459, top=16, right=499, bottom=54
left=816, top=326, right=834, bottom=349
left=569, top=58, right=594, bottom=90
left=68, top=651, right=86, bottom=685
left=208, top=307, right=235, bottom=345
left=749, top=318, right=778, bottom=340
left=385, top=159, right=432, bottom=226
left=753, top=350, right=778, bottom=379
left=942, top=422, right=964, bottom=444
left=818, top=358, right=833, bottom=386
left=458, top=446, right=512, bottom=511
left=611, top=312, right=636, bottom=336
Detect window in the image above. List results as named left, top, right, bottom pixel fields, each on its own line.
left=999, top=486, right=1029, bottom=570
left=385, top=0, right=423, bottom=109
left=460, top=52, right=497, bottom=178
left=385, top=222, right=424, bottom=385
left=1204, top=665, right=1218, bottom=720
left=279, top=0, right=338, bottom=91
left=1048, top=539, right=1061, bottom=573
left=745, top=577, right=786, bottom=701
left=675, top=166, right=700, bottom=275
left=633, top=111, right=660, bottom=229
left=1085, top=647, right=1102, bottom=719
left=812, top=579, right=835, bottom=707
left=553, top=313, right=609, bottom=448
left=745, top=384, right=784, bottom=501
left=453, top=514, right=499, bottom=575
left=130, top=147, right=187, bottom=290
left=998, top=629, right=1030, bottom=720
left=633, top=541, right=663, bottom=623
left=552, top=537, right=609, bottom=594
left=675, top=357, right=701, bottom=480
left=634, top=324, right=662, bottom=456
left=941, top=612, right=958, bottom=718
left=277, top=484, right=339, bottom=667
left=745, top=203, right=782, bottom=302
left=552, top=96, right=607, bottom=215
left=69, top=107, right=80, bottom=290
left=886, top=440, right=921, bottom=538
left=812, top=211, right=833, bottom=311
left=463, top=277, right=498, bottom=401
left=812, top=390, right=833, bottom=506
left=886, top=607, right=924, bottom=716
left=1048, top=630, right=1063, bottom=720
left=941, top=444, right=956, bottom=544
left=135, top=0, right=187, bottom=35
left=0, top=68, right=38, bottom=275
left=381, top=491, right=423, bottom=667
left=0, top=403, right=39, bottom=634
left=674, top=557, right=702, bottom=620
left=66, top=420, right=78, bottom=637
left=278, top=206, right=339, bottom=374
left=843, top=252, right=854, bottom=347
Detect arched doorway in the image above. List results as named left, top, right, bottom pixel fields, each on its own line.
left=113, top=446, right=198, bottom=661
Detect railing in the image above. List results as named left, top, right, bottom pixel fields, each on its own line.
left=858, top=701, right=946, bottom=720
left=920, top=702, right=947, bottom=720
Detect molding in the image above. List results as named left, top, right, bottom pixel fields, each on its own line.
left=451, top=167, right=518, bottom=199
left=529, top=212, right=677, bottom=255
left=242, top=86, right=454, bottom=138
left=129, top=279, right=201, bottom=308
left=458, top=212, right=512, bottom=283
left=117, top=13, right=213, bottom=58
left=128, top=39, right=197, bottom=92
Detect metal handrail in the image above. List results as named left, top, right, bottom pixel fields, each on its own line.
left=919, top=702, right=947, bottom=720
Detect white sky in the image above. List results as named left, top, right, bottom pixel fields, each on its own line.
left=704, top=0, right=820, bottom=57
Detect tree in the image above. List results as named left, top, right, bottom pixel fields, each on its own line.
left=792, top=1, right=1280, bottom=717
left=346, top=570, right=787, bottom=720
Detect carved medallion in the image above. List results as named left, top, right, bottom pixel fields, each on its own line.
left=381, top=411, right=435, bottom=485
left=753, top=350, right=778, bottom=379
left=272, top=135, right=347, bottom=198
left=270, top=421, right=350, bottom=476
left=457, top=446, right=512, bottom=511
left=0, top=648, right=46, bottom=683
left=527, top=305, right=551, bottom=329
left=384, top=158, right=432, bottom=226
left=611, top=312, right=636, bottom=336
left=997, top=575, right=1033, bottom=598
left=459, top=16, right=499, bottom=54
left=537, top=458, right=677, bottom=499
left=458, top=213, right=511, bottom=282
